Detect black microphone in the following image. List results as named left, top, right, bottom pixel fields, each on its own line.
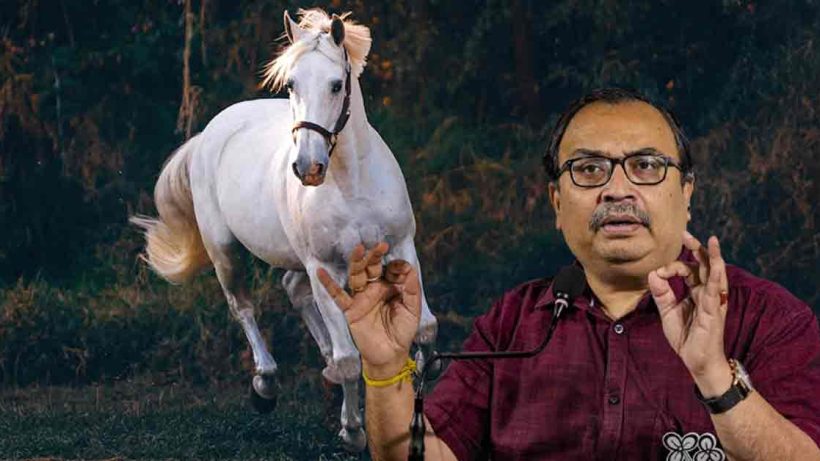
left=407, top=265, right=586, bottom=460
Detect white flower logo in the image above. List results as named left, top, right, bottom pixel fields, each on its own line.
left=662, top=431, right=726, bottom=461
left=663, top=432, right=699, bottom=461
left=693, top=433, right=726, bottom=461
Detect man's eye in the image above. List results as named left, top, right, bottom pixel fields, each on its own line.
left=635, top=158, right=661, bottom=170
left=577, top=163, right=604, bottom=174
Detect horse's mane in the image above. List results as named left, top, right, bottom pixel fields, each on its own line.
left=261, top=9, right=372, bottom=91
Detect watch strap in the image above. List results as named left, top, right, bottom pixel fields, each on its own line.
left=694, top=359, right=753, bottom=415
left=695, top=382, right=750, bottom=414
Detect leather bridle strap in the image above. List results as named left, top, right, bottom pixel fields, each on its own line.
left=291, top=48, right=352, bottom=157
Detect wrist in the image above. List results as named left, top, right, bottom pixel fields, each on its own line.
left=362, top=357, right=410, bottom=381
left=691, top=358, right=733, bottom=398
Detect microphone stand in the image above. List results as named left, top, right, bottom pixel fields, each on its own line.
left=407, top=298, right=570, bottom=461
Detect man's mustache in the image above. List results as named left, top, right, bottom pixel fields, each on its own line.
left=589, top=203, right=651, bottom=232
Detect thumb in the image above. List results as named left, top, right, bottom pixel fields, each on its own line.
left=648, top=270, right=677, bottom=314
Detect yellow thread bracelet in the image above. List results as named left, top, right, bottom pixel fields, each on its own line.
left=362, top=358, right=417, bottom=387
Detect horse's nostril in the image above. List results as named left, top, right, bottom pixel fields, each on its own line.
left=307, top=163, right=324, bottom=176
left=292, top=162, right=301, bottom=179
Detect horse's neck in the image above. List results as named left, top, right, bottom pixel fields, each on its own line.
left=327, top=78, right=373, bottom=197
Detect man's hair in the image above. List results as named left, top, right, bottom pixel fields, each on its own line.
left=543, top=88, right=694, bottom=183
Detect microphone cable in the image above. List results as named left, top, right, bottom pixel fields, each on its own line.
left=407, top=264, right=586, bottom=460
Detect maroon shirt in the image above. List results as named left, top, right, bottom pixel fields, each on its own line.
left=425, top=250, right=820, bottom=460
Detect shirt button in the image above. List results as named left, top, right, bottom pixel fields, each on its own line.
left=613, top=324, right=625, bottom=335
left=608, top=395, right=621, bottom=405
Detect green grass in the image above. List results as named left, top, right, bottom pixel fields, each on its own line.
left=0, top=372, right=370, bottom=460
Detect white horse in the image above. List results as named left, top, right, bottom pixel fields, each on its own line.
left=131, top=9, right=437, bottom=451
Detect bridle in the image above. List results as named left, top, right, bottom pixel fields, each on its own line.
left=290, top=48, right=352, bottom=158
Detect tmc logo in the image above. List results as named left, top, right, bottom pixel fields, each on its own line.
left=662, top=431, right=726, bottom=461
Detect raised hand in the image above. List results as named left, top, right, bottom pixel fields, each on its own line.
left=317, top=242, right=422, bottom=380
left=648, top=231, right=732, bottom=394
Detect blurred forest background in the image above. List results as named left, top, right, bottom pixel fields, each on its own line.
left=0, top=0, right=818, bottom=458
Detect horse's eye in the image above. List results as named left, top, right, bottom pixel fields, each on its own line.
left=331, top=80, right=343, bottom=94
left=285, top=79, right=294, bottom=91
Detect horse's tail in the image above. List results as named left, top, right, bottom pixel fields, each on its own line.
left=130, top=135, right=211, bottom=284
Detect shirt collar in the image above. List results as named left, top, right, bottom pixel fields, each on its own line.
left=534, top=247, right=694, bottom=313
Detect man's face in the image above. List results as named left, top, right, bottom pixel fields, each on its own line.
left=548, top=101, right=694, bottom=279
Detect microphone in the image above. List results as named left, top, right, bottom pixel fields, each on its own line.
left=407, top=265, right=586, bottom=460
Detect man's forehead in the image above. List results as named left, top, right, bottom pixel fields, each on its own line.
left=559, top=101, right=679, bottom=160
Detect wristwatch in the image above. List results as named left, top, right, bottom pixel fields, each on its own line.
left=695, top=359, right=754, bottom=414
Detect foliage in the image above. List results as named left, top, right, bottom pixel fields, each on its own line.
left=0, top=0, right=817, bottom=386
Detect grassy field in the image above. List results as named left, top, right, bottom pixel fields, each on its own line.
left=0, top=371, right=369, bottom=460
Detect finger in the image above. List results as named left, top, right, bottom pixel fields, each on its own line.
left=365, top=242, right=389, bottom=280
left=710, top=236, right=729, bottom=292
left=397, top=266, right=421, bottom=317
left=347, top=244, right=368, bottom=291
left=683, top=230, right=710, bottom=284
left=317, top=268, right=353, bottom=311
left=654, top=261, right=700, bottom=287
left=384, top=259, right=412, bottom=284
left=345, top=282, right=395, bottom=324
left=704, top=236, right=728, bottom=315
left=718, top=244, right=729, bottom=312
left=648, top=269, right=679, bottom=314
left=387, top=297, right=421, bottom=344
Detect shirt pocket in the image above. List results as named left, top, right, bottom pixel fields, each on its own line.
left=653, top=411, right=690, bottom=461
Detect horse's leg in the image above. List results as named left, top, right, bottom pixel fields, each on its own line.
left=305, top=262, right=366, bottom=451
left=208, top=241, right=278, bottom=409
left=339, top=375, right=365, bottom=451
left=282, top=270, right=343, bottom=384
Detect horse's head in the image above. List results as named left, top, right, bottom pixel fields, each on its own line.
left=263, top=10, right=372, bottom=187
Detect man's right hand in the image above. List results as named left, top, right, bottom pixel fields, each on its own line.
left=316, top=242, right=422, bottom=380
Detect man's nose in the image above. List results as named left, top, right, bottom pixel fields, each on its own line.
left=601, top=164, right=636, bottom=202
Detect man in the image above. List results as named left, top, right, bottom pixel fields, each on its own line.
left=317, top=88, right=820, bottom=460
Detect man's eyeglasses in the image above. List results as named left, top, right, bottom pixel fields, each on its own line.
left=556, top=153, right=684, bottom=188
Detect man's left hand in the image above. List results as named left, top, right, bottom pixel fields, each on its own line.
left=648, top=230, right=733, bottom=397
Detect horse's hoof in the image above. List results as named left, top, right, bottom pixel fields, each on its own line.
left=249, top=377, right=278, bottom=414
left=253, top=374, right=277, bottom=398
left=339, top=426, right=367, bottom=452
left=322, top=364, right=344, bottom=385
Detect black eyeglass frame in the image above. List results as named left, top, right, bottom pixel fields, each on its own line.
left=556, top=152, right=685, bottom=188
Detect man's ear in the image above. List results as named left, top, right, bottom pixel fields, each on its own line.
left=548, top=182, right=562, bottom=230
left=683, top=176, right=695, bottom=222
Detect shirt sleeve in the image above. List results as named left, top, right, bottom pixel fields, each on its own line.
left=742, top=287, right=820, bottom=449
left=424, top=301, right=502, bottom=461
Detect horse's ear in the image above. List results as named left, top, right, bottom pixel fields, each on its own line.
left=330, top=14, right=345, bottom=46
left=283, top=10, right=302, bottom=44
